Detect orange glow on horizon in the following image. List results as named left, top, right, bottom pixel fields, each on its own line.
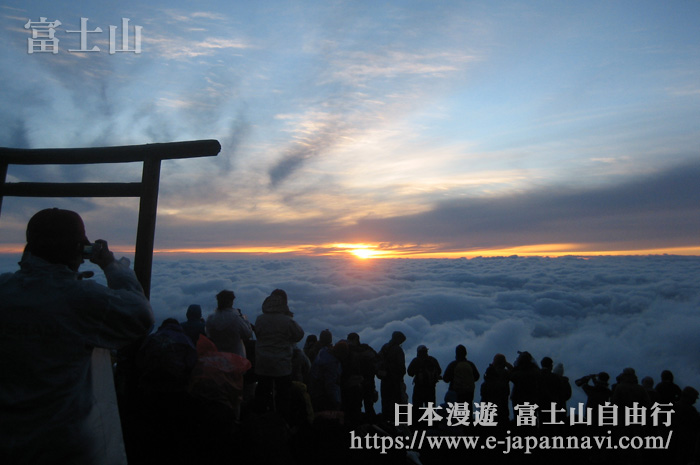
left=156, top=245, right=310, bottom=255
left=151, top=243, right=700, bottom=259
left=1, top=243, right=699, bottom=259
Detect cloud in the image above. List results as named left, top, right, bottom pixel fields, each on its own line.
left=146, top=36, right=251, bottom=59
left=26, top=253, right=693, bottom=413
left=347, top=158, right=700, bottom=251
left=268, top=111, right=351, bottom=187
left=158, top=9, right=229, bottom=25
left=328, top=50, right=476, bottom=83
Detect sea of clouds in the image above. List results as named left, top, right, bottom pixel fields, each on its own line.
left=2, top=254, right=698, bottom=412
left=149, top=254, right=700, bottom=410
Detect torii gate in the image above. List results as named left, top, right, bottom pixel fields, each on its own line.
left=0, top=139, right=221, bottom=298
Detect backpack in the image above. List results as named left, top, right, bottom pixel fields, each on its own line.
left=452, top=361, right=475, bottom=391
left=358, top=344, right=378, bottom=379
left=376, top=345, right=391, bottom=380
left=414, top=358, right=440, bottom=386
left=189, top=335, right=252, bottom=410
left=136, top=326, right=197, bottom=390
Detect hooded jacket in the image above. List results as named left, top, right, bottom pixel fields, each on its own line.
left=379, top=331, right=407, bottom=381
left=309, top=346, right=343, bottom=410
left=206, top=307, right=253, bottom=357
left=0, top=253, right=154, bottom=464
left=253, top=293, right=304, bottom=377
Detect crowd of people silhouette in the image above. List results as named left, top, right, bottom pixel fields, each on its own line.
left=116, top=292, right=700, bottom=465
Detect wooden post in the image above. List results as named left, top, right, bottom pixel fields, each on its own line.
left=0, top=163, right=7, bottom=217
left=134, top=157, right=161, bottom=298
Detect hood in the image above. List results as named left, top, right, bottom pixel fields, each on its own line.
left=186, top=304, right=202, bottom=320
left=390, top=331, right=406, bottom=344
left=262, top=292, right=291, bottom=315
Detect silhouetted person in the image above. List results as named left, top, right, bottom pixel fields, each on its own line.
left=136, top=318, right=197, bottom=393
left=510, top=351, right=540, bottom=412
left=310, top=341, right=348, bottom=412
left=611, top=367, right=650, bottom=430
left=480, top=353, right=512, bottom=425
left=291, top=344, right=311, bottom=384
left=672, top=386, right=700, bottom=465
left=407, top=345, right=442, bottom=408
left=378, top=331, right=407, bottom=422
left=289, top=345, right=314, bottom=429
left=575, top=372, right=612, bottom=424
left=553, top=363, right=571, bottom=422
left=612, top=367, right=650, bottom=408
left=303, top=334, right=318, bottom=360
left=347, top=332, right=379, bottom=418
left=339, top=336, right=364, bottom=424
left=656, top=370, right=682, bottom=404
left=641, top=376, right=657, bottom=404
left=307, top=329, right=333, bottom=364
left=443, top=345, right=480, bottom=411
left=180, top=304, right=206, bottom=345
left=539, top=357, right=559, bottom=408
left=254, top=289, right=304, bottom=421
left=206, top=290, right=252, bottom=357
left=0, top=208, right=153, bottom=464
left=133, top=318, right=199, bottom=463
left=540, top=357, right=571, bottom=421
left=241, top=337, right=257, bottom=408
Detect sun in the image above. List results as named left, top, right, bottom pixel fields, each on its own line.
left=351, top=248, right=379, bottom=259
left=331, top=243, right=392, bottom=259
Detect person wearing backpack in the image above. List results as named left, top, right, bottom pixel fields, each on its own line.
left=480, top=353, right=512, bottom=425
left=253, top=289, right=305, bottom=421
left=407, top=345, right=442, bottom=408
left=378, top=331, right=407, bottom=422
left=346, top=333, right=379, bottom=421
left=443, top=345, right=480, bottom=410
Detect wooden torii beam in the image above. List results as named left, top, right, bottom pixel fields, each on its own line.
left=0, top=139, right=221, bottom=298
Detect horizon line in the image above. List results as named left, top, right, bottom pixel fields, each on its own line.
left=2, top=243, right=698, bottom=259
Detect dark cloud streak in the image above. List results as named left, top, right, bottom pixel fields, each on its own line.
left=349, top=158, right=700, bottom=250
left=267, top=115, right=349, bottom=188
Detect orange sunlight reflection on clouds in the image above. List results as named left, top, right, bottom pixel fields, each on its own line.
left=149, top=243, right=700, bottom=259
left=3, top=243, right=697, bottom=259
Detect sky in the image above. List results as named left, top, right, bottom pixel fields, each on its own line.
left=1, top=0, right=699, bottom=258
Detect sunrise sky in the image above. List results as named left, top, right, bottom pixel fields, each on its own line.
left=1, top=0, right=699, bottom=258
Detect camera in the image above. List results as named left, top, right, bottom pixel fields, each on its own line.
left=81, top=243, right=94, bottom=259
